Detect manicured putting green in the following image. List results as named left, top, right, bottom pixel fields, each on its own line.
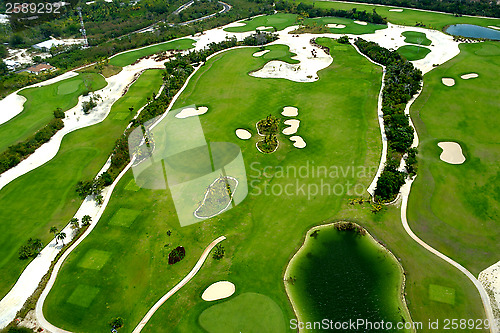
left=429, top=284, right=456, bottom=305
left=124, top=179, right=141, bottom=191
left=108, top=208, right=141, bottom=227
left=109, top=39, right=196, bottom=67
left=67, top=285, right=100, bottom=307
left=307, top=16, right=387, bottom=34
left=198, top=293, right=286, bottom=333
left=57, top=79, right=82, bottom=95
left=224, top=13, right=297, bottom=32
left=397, top=45, right=431, bottom=61
left=78, top=249, right=111, bottom=270
left=402, top=31, right=432, bottom=46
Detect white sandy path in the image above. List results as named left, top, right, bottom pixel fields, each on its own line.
left=235, top=128, right=251, bottom=139
left=253, top=49, right=270, bottom=57
left=282, top=106, right=298, bottom=117
left=202, top=281, right=235, bottom=301
left=488, top=25, right=500, bottom=30
left=282, top=119, right=300, bottom=135
left=0, top=71, right=79, bottom=126
left=132, top=236, right=226, bottom=333
left=326, top=24, right=345, bottom=28
left=461, top=73, right=478, bottom=79
left=442, top=78, right=455, bottom=86
left=354, top=20, right=368, bottom=25
left=438, top=142, right=465, bottom=164
left=389, top=8, right=403, bottom=12
left=290, top=135, right=306, bottom=148
left=0, top=58, right=166, bottom=191
left=479, top=261, right=500, bottom=321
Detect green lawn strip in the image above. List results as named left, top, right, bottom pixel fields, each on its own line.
left=0, top=73, right=107, bottom=153
left=402, top=31, right=432, bottom=46
left=224, top=13, right=298, bottom=32
left=78, top=249, right=112, bottom=270
left=43, top=39, right=384, bottom=332
left=408, top=41, right=500, bottom=275
left=0, top=69, right=164, bottom=300
left=297, top=0, right=500, bottom=31
left=109, top=39, right=196, bottom=68
left=306, top=16, right=387, bottom=34
left=397, top=45, right=431, bottom=61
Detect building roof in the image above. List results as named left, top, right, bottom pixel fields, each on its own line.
left=25, top=63, right=56, bottom=73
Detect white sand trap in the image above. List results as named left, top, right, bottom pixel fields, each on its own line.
left=354, top=21, right=368, bottom=26
left=290, top=135, right=306, bottom=148
left=236, top=128, right=251, bottom=139
left=282, top=106, right=298, bottom=117
left=389, top=9, right=403, bottom=12
left=256, top=26, right=273, bottom=30
left=175, top=106, right=208, bottom=118
left=438, top=142, right=465, bottom=164
left=326, top=24, right=346, bottom=29
left=488, top=25, right=500, bottom=30
left=460, top=73, right=478, bottom=80
left=282, top=119, right=300, bottom=135
left=253, top=50, right=270, bottom=57
left=441, top=78, right=455, bottom=87
left=201, top=281, right=235, bottom=301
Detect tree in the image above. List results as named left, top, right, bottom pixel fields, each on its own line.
left=212, top=244, right=225, bottom=260
left=70, top=218, right=80, bottom=230
left=109, top=317, right=124, bottom=329
left=82, top=215, right=92, bottom=226
left=168, top=246, right=185, bottom=265
left=49, top=226, right=58, bottom=235
left=55, top=231, right=66, bottom=245
left=166, top=230, right=172, bottom=237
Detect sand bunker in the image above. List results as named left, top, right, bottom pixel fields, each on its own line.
left=354, top=21, right=368, bottom=26
left=479, top=261, right=500, bottom=319
left=441, top=78, right=455, bottom=87
left=460, top=73, right=478, bottom=80
left=202, top=281, right=235, bottom=301
left=253, top=50, right=270, bottom=57
left=175, top=106, right=208, bottom=118
left=389, top=9, right=403, bottom=12
left=438, top=142, right=465, bottom=164
left=282, top=106, right=298, bottom=117
left=256, top=26, right=273, bottom=30
left=282, top=119, right=300, bottom=135
left=326, top=24, right=346, bottom=29
left=236, top=128, right=251, bottom=139
left=290, top=135, right=306, bottom=148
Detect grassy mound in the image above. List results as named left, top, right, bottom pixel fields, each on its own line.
left=397, top=45, right=431, bottom=61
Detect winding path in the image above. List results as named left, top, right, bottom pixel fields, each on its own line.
left=132, top=236, right=226, bottom=333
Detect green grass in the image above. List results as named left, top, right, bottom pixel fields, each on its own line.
left=67, top=285, right=100, bottom=308
left=429, top=284, right=456, bottom=305
left=296, top=0, right=500, bottom=31
left=397, top=45, right=431, bottom=61
left=109, top=39, right=196, bottom=67
left=402, top=31, right=432, bottom=46
left=0, top=69, right=164, bottom=300
left=78, top=249, right=111, bottom=270
left=0, top=73, right=107, bottom=153
left=258, top=44, right=299, bottom=64
left=306, top=16, right=387, bottom=34
left=125, top=179, right=141, bottom=191
left=224, top=13, right=298, bottom=32
left=108, top=208, right=141, bottom=228
left=198, top=293, right=286, bottom=333
left=408, top=41, right=500, bottom=275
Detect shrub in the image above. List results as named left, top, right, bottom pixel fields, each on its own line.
left=168, top=246, right=185, bottom=265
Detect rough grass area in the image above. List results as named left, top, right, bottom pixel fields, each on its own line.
left=198, top=293, right=286, bottom=333
left=109, top=208, right=141, bottom=228
left=402, top=31, right=432, bottom=46
left=0, top=73, right=107, bottom=153
left=67, top=285, right=100, bottom=308
left=397, top=45, right=431, bottom=61
left=429, top=284, right=456, bottom=305
left=78, top=249, right=111, bottom=270
left=109, top=39, right=196, bottom=67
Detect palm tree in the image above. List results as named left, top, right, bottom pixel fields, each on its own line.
left=70, top=218, right=79, bottom=230
left=49, top=226, right=58, bottom=235
left=81, top=215, right=92, bottom=227
left=55, top=232, right=66, bottom=245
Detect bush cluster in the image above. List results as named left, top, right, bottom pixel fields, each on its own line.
left=168, top=246, right=186, bottom=265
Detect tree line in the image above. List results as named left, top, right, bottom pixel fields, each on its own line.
left=354, top=38, right=421, bottom=202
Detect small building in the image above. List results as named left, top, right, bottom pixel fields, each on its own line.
left=24, top=63, right=56, bottom=75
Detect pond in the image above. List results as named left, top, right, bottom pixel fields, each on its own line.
left=286, top=224, right=411, bottom=332
left=445, top=24, right=500, bottom=40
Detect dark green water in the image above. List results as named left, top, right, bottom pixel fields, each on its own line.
left=288, top=226, right=409, bottom=332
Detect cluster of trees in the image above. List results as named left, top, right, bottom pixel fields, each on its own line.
left=332, top=0, right=500, bottom=18
left=109, top=317, right=124, bottom=331
left=0, top=117, right=64, bottom=174
left=257, top=114, right=279, bottom=153
left=354, top=38, right=422, bottom=202
left=213, top=244, right=225, bottom=260
left=168, top=0, right=223, bottom=23
left=168, top=246, right=186, bottom=264
left=334, top=222, right=367, bottom=236
left=276, top=1, right=387, bottom=25
left=75, top=172, right=113, bottom=204
left=82, top=94, right=101, bottom=114
left=18, top=238, right=43, bottom=260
